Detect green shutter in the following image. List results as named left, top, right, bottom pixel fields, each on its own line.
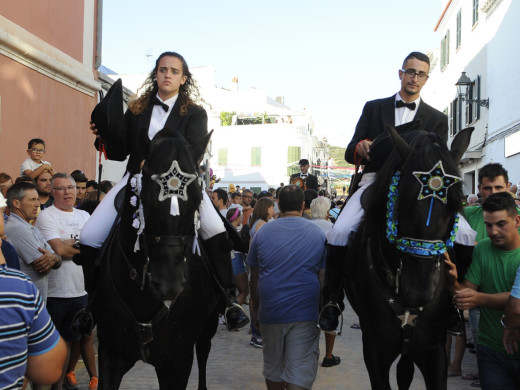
left=287, top=146, right=301, bottom=176
left=251, top=147, right=261, bottom=166
left=218, top=148, right=228, bottom=165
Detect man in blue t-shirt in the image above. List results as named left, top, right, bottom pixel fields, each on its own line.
left=248, top=185, right=326, bottom=390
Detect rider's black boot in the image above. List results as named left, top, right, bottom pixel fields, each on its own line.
left=71, top=244, right=99, bottom=335
left=73, top=244, right=100, bottom=297
left=202, top=233, right=250, bottom=331
left=319, top=244, right=348, bottom=332
left=446, top=305, right=465, bottom=337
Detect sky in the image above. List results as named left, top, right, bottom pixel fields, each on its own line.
left=101, top=0, right=446, bottom=147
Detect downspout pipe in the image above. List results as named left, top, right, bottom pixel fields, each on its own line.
left=94, top=0, right=103, bottom=69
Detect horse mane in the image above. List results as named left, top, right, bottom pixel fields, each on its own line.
left=363, top=130, right=463, bottom=233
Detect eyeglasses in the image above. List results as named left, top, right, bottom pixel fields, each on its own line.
left=243, top=195, right=253, bottom=199
left=400, top=68, right=429, bottom=80
left=52, top=185, right=75, bottom=192
left=29, top=148, right=45, bottom=153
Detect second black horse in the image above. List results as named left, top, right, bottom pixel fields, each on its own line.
left=343, top=126, right=473, bottom=389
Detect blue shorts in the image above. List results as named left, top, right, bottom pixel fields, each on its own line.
left=46, top=295, right=88, bottom=342
left=232, top=252, right=247, bottom=277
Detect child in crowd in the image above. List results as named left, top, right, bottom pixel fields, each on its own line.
left=20, top=138, right=54, bottom=179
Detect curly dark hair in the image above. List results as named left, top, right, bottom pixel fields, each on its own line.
left=128, top=51, right=203, bottom=116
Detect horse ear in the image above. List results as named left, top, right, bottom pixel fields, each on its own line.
left=191, top=130, right=213, bottom=164
left=387, top=125, right=412, bottom=158
left=450, top=127, right=474, bottom=163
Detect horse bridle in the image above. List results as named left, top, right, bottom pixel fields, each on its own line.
left=386, top=171, right=459, bottom=256
left=124, top=161, right=200, bottom=291
left=374, top=167, right=459, bottom=333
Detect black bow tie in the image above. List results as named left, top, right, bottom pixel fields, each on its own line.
left=396, top=100, right=416, bottom=110
left=152, top=96, right=169, bottom=112
left=300, top=174, right=308, bottom=178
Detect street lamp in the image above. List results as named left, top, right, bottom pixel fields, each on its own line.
left=455, top=72, right=489, bottom=108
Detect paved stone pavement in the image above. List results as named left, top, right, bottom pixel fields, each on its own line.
left=75, top=302, right=479, bottom=389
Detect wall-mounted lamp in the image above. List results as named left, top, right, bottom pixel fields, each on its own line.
left=455, top=72, right=489, bottom=108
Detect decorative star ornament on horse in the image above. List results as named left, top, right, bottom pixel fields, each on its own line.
left=413, top=161, right=461, bottom=204
left=152, top=160, right=196, bottom=202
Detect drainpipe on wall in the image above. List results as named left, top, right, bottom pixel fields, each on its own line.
left=94, top=0, right=103, bottom=69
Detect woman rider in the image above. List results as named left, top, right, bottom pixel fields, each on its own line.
left=80, top=51, right=248, bottom=330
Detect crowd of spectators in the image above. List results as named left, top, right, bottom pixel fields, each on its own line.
left=4, top=136, right=520, bottom=390
left=0, top=138, right=116, bottom=390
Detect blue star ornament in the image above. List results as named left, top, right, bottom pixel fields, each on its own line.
left=413, top=161, right=461, bottom=204
left=152, top=160, right=197, bottom=202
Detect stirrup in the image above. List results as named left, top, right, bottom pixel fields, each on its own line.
left=318, top=302, right=344, bottom=335
left=224, top=303, right=250, bottom=331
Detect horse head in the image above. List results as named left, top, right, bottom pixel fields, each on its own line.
left=135, top=131, right=212, bottom=303
left=367, top=126, right=473, bottom=307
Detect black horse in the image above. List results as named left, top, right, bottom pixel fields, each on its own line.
left=92, top=131, right=221, bottom=390
left=343, top=126, right=473, bottom=389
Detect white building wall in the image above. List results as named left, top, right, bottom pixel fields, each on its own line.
left=100, top=66, right=319, bottom=190
left=425, top=0, right=520, bottom=192
left=210, top=123, right=314, bottom=190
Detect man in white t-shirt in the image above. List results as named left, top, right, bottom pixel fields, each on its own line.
left=35, top=173, right=98, bottom=390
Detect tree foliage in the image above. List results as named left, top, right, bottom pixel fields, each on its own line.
left=220, top=111, right=235, bottom=126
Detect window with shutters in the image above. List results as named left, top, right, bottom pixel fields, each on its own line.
left=441, top=31, right=450, bottom=70
left=450, top=98, right=461, bottom=136
left=473, top=0, right=479, bottom=26
left=456, top=10, right=462, bottom=49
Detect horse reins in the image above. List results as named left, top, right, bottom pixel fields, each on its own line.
left=367, top=236, right=442, bottom=355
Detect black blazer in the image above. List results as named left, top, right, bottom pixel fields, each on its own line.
left=345, top=94, right=448, bottom=170
left=289, top=172, right=319, bottom=192
left=104, top=98, right=208, bottom=175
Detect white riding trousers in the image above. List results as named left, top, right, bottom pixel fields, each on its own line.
left=80, top=173, right=225, bottom=248
left=325, top=172, right=476, bottom=247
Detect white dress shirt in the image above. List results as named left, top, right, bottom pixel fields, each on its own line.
left=148, top=93, right=179, bottom=140
left=394, top=93, right=421, bottom=126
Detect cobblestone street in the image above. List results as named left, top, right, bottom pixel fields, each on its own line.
left=74, top=302, right=479, bottom=389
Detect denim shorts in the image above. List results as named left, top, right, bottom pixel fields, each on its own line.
left=46, top=295, right=88, bottom=342
left=231, top=251, right=247, bottom=277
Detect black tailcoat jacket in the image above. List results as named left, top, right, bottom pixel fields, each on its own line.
left=104, top=98, right=208, bottom=176
left=289, top=172, right=319, bottom=192
left=344, top=94, right=448, bottom=172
